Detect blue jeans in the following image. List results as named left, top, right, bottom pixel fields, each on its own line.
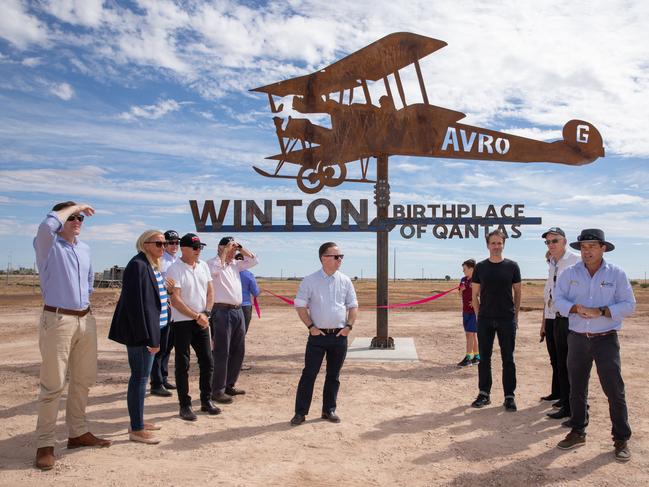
left=127, top=345, right=155, bottom=431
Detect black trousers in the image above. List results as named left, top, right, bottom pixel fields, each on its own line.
left=210, top=307, right=245, bottom=395
left=477, top=318, right=517, bottom=397
left=173, top=320, right=213, bottom=407
left=544, top=318, right=560, bottom=398
left=568, top=332, right=631, bottom=441
left=242, top=305, right=253, bottom=334
left=150, top=323, right=174, bottom=388
left=554, top=317, right=571, bottom=410
left=295, top=334, right=348, bottom=416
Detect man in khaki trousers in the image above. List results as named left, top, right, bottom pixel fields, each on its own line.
left=33, top=201, right=111, bottom=470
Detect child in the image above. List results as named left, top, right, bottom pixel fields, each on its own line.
left=458, top=259, right=480, bottom=366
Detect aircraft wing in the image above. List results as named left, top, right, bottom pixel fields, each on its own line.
left=251, top=32, right=447, bottom=98
left=266, top=146, right=361, bottom=167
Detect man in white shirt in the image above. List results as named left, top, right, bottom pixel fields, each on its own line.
left=167, top=233, right=220, bottom=421
left=207, top=236, right=258, bottom=404
left=150, top=229, right=180, bottom=397
left=290, top=242, right=358, bottom=426
left=539, top=227, right=580, bottom=421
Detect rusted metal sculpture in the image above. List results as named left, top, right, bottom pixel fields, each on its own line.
left=252, top=32, right=604, bottom=194
left=251, top=32, right=603, bottom=348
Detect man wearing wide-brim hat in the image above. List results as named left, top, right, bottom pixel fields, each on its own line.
left=554, top=229, right=636, bottom=462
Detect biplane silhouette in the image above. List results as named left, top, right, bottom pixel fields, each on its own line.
left=252, top=32, right=604, bottom=194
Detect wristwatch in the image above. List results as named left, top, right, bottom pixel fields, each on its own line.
left=599, top=307, right=607, bottom=316
left=307, top=323, right=315, bottom=329
left=344, top=323, right=353, bottom=330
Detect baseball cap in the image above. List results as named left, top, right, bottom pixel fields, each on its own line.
left=541, top=227, right=565, bottom=239
left=179, top=233, right=206, bottom=248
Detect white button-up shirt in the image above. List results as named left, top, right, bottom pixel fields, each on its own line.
left=294, top=269, right=358, bottom=328
left=544, top=250, right=580, bottom=318
left=207, top=254, right=258, bottom=305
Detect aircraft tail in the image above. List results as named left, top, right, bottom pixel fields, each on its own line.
left=562, top=120, right=605, bottom=162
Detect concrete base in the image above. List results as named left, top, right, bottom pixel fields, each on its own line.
left=347, top=337, right=419, bottom=362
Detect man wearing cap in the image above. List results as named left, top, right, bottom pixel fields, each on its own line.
left=207, top=237, right=258, bottom=404
left=290, top=241, right=358, bottom=426
left=539, top=227, right=580, bottom=421
left=554, top=229, right=635, bottom=462
left=167, top=233, right=221, bottom=420
left=149, top=229, right=180, bottom=397
left=33, top=201, right=111, bottom=471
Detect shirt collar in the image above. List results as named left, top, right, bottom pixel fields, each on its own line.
left=319, top=268, right=336, bottom=279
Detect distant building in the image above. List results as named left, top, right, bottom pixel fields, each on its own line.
left=94, top=265, right=124, bottom=288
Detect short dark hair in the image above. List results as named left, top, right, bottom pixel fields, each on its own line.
left=462, top=259, right=476, bottom=268
left=319, top=241, right=337, bottom=260
left=52, top=201, right=76, bottom=211
left=486, top=229, right=507, bottom=244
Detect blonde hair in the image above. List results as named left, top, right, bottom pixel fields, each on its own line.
left=136, top=229, right=164, bottom=271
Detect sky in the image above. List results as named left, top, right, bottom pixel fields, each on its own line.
left=1, top=0, right=649, bottom=281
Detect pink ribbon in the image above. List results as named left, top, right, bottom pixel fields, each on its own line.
left=260, top=286, right=458, bottom=309
left=253, top=296, right=261, bottom=318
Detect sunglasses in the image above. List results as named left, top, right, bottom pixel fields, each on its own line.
left=67, top=214, right=84, bottom=222
left=323, top=254, right=344, bottom=260
left=190, top=245, right=204, bottom=251
left=544, top=238, right=561, bottom=245
left=165, top=240, right=180, bottom=246
left=145, top=241, right=166, bottom=248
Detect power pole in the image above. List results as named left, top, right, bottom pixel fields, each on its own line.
left=393, top=247, right=396, bottom=282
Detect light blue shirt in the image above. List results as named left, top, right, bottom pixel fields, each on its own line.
left=555, top=259, right=636, bottom=333
left=161, top=251, right=178, bottom=278
left=240, top=269, right=260, bottom=306
left=33, top=211, right=93, bottom=309
left=294, top=269, right=358, bottom=329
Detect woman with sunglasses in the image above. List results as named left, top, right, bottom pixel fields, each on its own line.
left=109, top=230, right=169, bottom=444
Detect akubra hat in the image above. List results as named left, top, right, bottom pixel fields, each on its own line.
left=570, top=228, right=615, bottom=252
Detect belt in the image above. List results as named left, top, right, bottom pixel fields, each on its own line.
left=43, top=305, right=91, bottom=317
left=555, top=313, right=568, bottom=319
left=572, top=330, right=617, bottom=338
left=212, top=303, right=241, bottom=310
left=317, top=328, right=344, bottom=335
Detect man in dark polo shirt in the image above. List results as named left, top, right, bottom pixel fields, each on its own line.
left=470, top=229, right=522, bottom=411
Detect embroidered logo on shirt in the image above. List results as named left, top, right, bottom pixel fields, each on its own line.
left=569, top=280, right=579, bottom=286
left=600, top=281, right=614, bottom=288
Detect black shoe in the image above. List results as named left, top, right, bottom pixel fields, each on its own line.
left=150, top=386, right=172, bottom=397
left=321, top=411, right=341, bottom=423
left=504, top=397, right=517, bottom=412
left=557, top=431, right=586, bottom=450
left=552, top=400, right=563, bottom=409
left=163, top=381, right=176, bottom=390
left=290, top=414, right=306, bottom=426
left=225, top=387, right=246, bottom=396
left=614, top=440, right=631, bottom=463
left=541, top=394, right=560, bottom=401
left=457, top=356, right=472, bottom=367
left=179, top=405, right=197, bottom=421
left=471, top=394, right=490, bottom=408
left=547, top=408, right=571, bottom=419
left=212, top=393, right=234, bottom=404
left=200, top=401, right=222, bottom=415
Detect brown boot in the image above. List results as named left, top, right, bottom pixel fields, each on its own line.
left=67, top=432, right=112, bottom=449
left=35, top=447, right=55, bottom=470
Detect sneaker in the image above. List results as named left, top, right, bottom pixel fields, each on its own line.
left=471, top=356, right=480, bottom=365
left=614, top=440, right=630, bottom=462
left=557, top=431, right=586, bottom=450
left=457, top=357, right=472, bottom=367
left=471, top=394, right=490, bottom=408
left=504, top=397, right=517, bottom=412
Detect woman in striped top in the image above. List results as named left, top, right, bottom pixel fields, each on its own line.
left=109, top=229, right=171, bottom=445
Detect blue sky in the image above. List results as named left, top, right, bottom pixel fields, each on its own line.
left=1, top=0, right=648, bottom=280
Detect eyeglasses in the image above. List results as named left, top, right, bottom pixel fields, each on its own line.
left=544, top=238, right=561, bottom=245
left=323, top=254, right=344, bottom=260
left=165, top=240, right=179, bottom=246
left=67, top=214, right=84, bottom=222
left=190, top=245, right=204, bottom=251
left=145, top=241, right=166, bottom=248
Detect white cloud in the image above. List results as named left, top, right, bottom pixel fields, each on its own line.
left=0, top=0, right=48, bottom=48
left=22, top=57, right=42, bottom=67
left=569, top=194, right=647, bottom=206
left=118, top=99, right=181, bottom=121
left=49, top=82, right=74, bottom=100
left=43, top=0, right=105, bottom=27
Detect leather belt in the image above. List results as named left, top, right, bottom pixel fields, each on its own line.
left=43, top=305, right=91, bottom=317
left=317, top=328, right=344, bottom=335
left=212, top=303, right=241, bottom=310
left=555, top=313, right=568, bottom=319
left=572, top=330, right=617, bottom=338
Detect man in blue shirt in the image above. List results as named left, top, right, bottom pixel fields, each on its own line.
left=290, top=242, right=358, bottom=426
left=33, top=201, right=111, bottom=470
left=554, top=229, right=636, bottom=462
left=236, top=253, right=261, bottom=370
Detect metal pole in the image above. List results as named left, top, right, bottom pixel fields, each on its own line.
left=393, top=247, right=396, bottom=282
left=371, top=155, right=394, bottom=349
